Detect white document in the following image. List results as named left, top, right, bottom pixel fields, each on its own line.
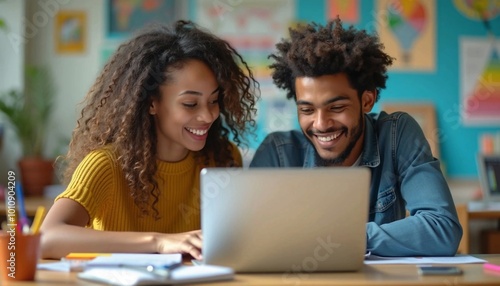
left=86, top=253, right=182, bottom=268
left=37, top=261, right=71, bottom=272
left=364, top=255, right=486, bottom=265
left=38, top=253, right=182, bottom=272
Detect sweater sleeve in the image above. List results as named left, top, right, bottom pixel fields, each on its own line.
left=56, top=148, right=117, bottom=226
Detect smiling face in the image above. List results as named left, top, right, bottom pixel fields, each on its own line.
left=295, top=73, right=375, bottom=166
left=150, top=59, right=220, bottom=162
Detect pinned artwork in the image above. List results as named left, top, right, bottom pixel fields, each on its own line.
left=55, top=11, right=86, bottom=54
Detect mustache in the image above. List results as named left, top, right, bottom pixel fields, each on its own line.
left=306, top=127, right=347, bottom=137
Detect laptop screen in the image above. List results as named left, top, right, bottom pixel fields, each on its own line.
left=200, top=167, right=371, bottom=273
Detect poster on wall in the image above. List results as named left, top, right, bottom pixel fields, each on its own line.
left=55, top=11, right=86, bottom=54
left=196, top=0, right=296, bottom=164
left=453, top=0, right=500, bottom=21
left=101, top=0, right=181, bottom=66
left=460, top=38, right=500, bottom=125
left=454, top=0, right=500, bottom=125
left=327, top=0, right=359, bottom=23
left=376, top=0, right=435, bottom=71
left=107, top=0, right=178, bottom=39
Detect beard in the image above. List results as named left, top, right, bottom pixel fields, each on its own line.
left=308, top=110, right=364, bottom=166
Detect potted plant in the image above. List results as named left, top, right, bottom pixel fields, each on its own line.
left=0, top=65, right=56, bottom=196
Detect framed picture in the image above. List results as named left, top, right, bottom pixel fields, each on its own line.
left=106, top=0, right=178, bottom=39
left=381, top=103, right=440, bottom=159
left=55, top=11, right=86, bottom=54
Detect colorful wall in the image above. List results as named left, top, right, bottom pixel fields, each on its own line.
left=3, top=0, right=497, bottom=184
left=189, top=0, right=500, bottom=178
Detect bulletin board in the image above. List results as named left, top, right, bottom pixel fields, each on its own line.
left=195, top=0, right=297, bottom=164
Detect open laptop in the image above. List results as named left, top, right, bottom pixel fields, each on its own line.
left=200, top=167, right=370, bottom=273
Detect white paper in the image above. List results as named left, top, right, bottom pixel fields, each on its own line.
left=37, top=253, right=182, bottom=272
left=86, top=253, right=181, bottom=268
left=364, top=255, right=486, bottom=265
left=37, top=261, right=71, bottom=272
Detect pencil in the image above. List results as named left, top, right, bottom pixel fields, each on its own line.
left=65, top=253, right=112, bottom=260
left=30, top=206, right=46, bottom=234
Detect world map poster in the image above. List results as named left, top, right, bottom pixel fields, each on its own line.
left=107, top=0, right=177, bottom=38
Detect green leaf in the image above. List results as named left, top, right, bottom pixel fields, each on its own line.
left=0, top=65, right=56, bottom=157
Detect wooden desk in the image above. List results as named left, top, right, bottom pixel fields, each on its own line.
left=455, top=204, right=500, bottom=254
left=9, top=255, right=500, bottom=286
left=465, top=206, right=500, bottom=254
left=469, top=209, right=500, bottom=220
left=469, top=209, right=500, bottom=254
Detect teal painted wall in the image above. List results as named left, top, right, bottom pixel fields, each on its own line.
left=190, top=0, right=500, bottom=179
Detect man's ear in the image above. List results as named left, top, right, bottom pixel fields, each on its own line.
left=361, top=90, right=376, bottom=113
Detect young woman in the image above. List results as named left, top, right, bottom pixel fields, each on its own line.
left=40, top=20, right=259, bottom=259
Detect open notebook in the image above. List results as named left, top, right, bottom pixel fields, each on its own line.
left=76, top=254, right=233, bottom=285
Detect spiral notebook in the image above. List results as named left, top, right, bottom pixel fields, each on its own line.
left=76, top=254, right=234, bottom=285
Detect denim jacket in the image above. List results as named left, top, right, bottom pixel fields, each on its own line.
left=250, top=111, right=462, bottom=256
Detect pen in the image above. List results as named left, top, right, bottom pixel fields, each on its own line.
left=484, top=263, right=500, bottom=272
left=30, top=206, right=46, bottom=234
left=15, top=181, right=30, bottom=234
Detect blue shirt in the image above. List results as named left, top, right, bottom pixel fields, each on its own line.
left=250, top=111, right=462, bottom=256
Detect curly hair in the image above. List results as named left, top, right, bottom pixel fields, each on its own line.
left=59, top=20, right=259, bottom=218
left=269, top=17, right=393, bottom=101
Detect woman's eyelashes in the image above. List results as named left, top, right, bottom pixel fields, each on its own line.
left=181, top=97, right=219, bottom=108
left=182, top=102, right=197, bottom=108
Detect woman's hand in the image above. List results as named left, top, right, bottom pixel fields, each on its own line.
left=155, top=230, right=203, bottom=260
left=40, top=199, right=204, bottom=259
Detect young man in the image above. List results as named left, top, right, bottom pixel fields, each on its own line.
left=250, top=18, right=462, bottom=256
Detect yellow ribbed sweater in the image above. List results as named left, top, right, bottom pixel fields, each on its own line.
left=56, top=145, right=242, bottom=233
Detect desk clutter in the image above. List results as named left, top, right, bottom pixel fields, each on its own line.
left=38, top=253, right=234, bottom=285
